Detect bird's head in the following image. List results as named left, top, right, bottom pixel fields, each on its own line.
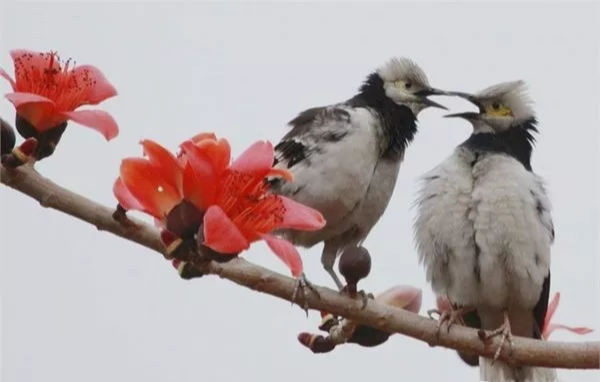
left=444, top=80, right=536, bottom=133
left=376, top=57, right=449, bottom=115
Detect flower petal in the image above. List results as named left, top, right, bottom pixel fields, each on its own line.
left=61, top=110, right=119, bottom=140
left=231, top=140, right=274, bottom=176
left=5, top=92, right=62, bottom=131
left=278, top=196, right=326, bottom=231
left=545, top=324, right=594, bottom=339
left=180, top=141, right=218, bottom=209
left=0, top=67, right=16, bottom=89
left=10, top=49, right=60, bottom=71
left=203, top=205, right=249, bottom=253
left=195, top=138, right=231, bottom=174
left=140, top=139, right=181, bottom=191
left=5, top=92, right=54, bottom=107
left=71, top=65, right=118, bottom=104
left=267, top=167, right=294, bottom=181
left=435, top=296, right=452, bottom=313
left=260, top=234, right=303, bottom=277
left=543, top=292, right=560, bottom=331
left=119, top=158, right=181, bottom=219
left=376, top=285, right=422, bottom=314
left=113, top=177, right=146, bottom=212
left=189, top=132, right=217, bottom=144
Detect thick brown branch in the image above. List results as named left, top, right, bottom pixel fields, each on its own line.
left=2, top=164, right=599, bottom=370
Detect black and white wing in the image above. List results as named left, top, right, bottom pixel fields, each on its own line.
left=271, top=104, right=381, bottom=231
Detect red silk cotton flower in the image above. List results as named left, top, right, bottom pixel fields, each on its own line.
left=114, top=133, right=326, bottom=277
left=0, top=49, right=118, bottom=141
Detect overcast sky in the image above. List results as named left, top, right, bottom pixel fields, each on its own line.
left=1, top=1, right=599, bottom=381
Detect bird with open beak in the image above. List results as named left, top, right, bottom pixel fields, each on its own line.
left=414, top=80, right=556, bottom=381
left=268, top=57, right=449, bottom=304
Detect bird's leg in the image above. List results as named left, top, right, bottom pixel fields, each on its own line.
left=291, top=272, right=321, bottom=316
left=321, top=249, right=345, bottom=291
left=427, top=305, right=475, bottom=340
left=326, top=268, right=345, bottom=291
left=478, top=309, right=514, bottom=364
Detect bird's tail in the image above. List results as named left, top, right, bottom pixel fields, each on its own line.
left=479, top=357, right=558, bottom=382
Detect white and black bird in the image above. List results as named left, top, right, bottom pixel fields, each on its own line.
left=413, top=80, right=556, bottom=381
left=270, top=57, right=449, bottom=293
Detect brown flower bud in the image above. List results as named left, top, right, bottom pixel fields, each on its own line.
left=1, top=118, right=16, bottom=156
left=166, top=200, right=204, bottom=238
left=338, top=246, right=371, bottom=287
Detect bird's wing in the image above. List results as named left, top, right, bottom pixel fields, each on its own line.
left=529, top=174, right=554, bottom=338
left=271, top=105, right=381, bottom=229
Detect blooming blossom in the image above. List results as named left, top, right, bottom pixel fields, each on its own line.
left=114, top=133, right=326, bottom=276
left=0, top=49, right=118, bottom=140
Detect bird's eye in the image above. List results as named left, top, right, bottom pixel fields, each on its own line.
left=492, top=102, right=501, bottom=110
left=405, top=82, right=412, bottom=89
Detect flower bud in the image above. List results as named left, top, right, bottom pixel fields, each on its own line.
left=338, top=246, right=371, bottom=288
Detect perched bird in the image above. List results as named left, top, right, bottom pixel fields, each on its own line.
left=413, top=80, right=556, bottom=381
left=270, top=57, right=449, bottom=295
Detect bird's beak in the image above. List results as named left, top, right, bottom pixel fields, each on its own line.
left=414, top=87, right=450, bottom=110
left=444, top=111, right=481, bottom=121
left=442, top=90, right=485, bottom=110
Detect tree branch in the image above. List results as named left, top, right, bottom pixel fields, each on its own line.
left=2, top=164, right=599, bottom=370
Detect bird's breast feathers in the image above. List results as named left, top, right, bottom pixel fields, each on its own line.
left=414, top=149, right=553, bottom=308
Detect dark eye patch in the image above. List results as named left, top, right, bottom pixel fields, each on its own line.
left=405, top=82, right=412, bottom=89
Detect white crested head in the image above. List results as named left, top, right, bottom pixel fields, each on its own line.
left=444, top=80, right=537, bottom=133
left=377, top=57, right=431, bottom=87
left=372, top=56, right=446, bottom=115
left=473, top=80, right=535, bottom=122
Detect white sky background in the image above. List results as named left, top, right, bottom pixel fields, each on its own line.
left=1, top=1, right=599, bottom=381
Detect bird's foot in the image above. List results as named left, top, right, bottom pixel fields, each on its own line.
left=341, top=284, right=373, bottom=309
left=427, top=306, right=473, bottom=341
left=291, top=273, right=320, bottom=316
left=478, top=310, right=514, bottom=364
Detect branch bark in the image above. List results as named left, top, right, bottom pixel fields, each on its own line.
left=2, top=164, right=599, bottom=370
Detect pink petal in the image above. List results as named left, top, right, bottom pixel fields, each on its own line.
left=61, top=110, right=119, bottom=140
left=267, top=167, right=293, bottom=181
left=180, top=141, right=218, bottom=209
left=140, top=139, right=181, bottom=191
left=278, top=196, right=326, bottom=231
left=376, top=285, right=422, bottom=314
left=0, top=67, right=16, bottom=89
left=545, top=324, right=594, bottom=339
left=120, top=158, right=181, bottom=219
left=10, top=49, right=60, bottom=71
left=203, top=205, right=249, bottom=254
left=260, top=234, right=303, bottom=277
left=71, top=65, right=118, bottom=104
left=230, top=140, right=274, bottom=176
left=189, top=132, right=217, bottom=144
left=113, top=178, right=146, bottom=212
left=5, top=92, right=54, bottom=107
left=544, top=292, right=560, bottom=331
left=436, top=296, right=452, bottom=313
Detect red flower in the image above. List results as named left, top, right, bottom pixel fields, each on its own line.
left=0, top=49, right=118, bottom=140
left=542, top=292, right=593, bottom=339
left=180, top=136, right=325, bottom=277
left=114, top=133, right=326, bottom=277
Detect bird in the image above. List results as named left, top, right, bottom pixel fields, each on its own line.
left=269, top=57, right=449, bottom=299
left=413, top=80, right=556, bottom=381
